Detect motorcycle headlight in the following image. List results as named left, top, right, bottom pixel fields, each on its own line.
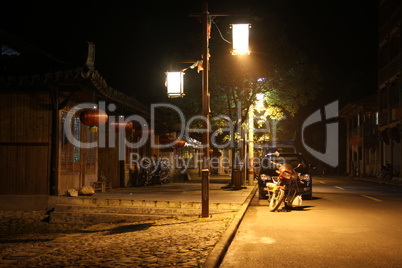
left=266, top=182, right=277, bottom=189
left=281, top=171, right=292, bottom=179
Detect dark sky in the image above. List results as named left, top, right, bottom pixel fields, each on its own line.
left=0, top=0, right=378, bottom=105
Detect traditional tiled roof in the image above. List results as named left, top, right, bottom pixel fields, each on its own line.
left=0, top=67, right=150, bottom=116
left=0, top=28, right=149, bottom=116
left=82, top=69, right=150, bottom=116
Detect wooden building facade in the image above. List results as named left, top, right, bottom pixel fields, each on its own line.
left=0, top=32, right=159, bottom=196
left=0, top=68, right=157, bottom=195
left=0, top=90, right=52, bottom=194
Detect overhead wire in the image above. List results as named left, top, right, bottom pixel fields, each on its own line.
left=175, top=18, right=232, bottom=74
left=212, top=19, right=232, bottom=44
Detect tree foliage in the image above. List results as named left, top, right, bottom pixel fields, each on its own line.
left=208, top=14, right=323, bottom=144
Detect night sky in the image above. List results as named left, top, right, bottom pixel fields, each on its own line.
left=0, top=0, right=378, bottom=107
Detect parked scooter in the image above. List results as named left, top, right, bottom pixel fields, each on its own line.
left=379, top=162, right=393, bottom=181
left=266, top=162, right=308, bottom=212
left=130, top=156, right=172, bottom=187
left=153, top=157, right=172, bottom=185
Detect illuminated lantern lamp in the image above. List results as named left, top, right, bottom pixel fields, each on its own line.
left=159, top=135, right=175, bottom=144
left=135, top=129, right=154, bottom=137
left=231, top=23, right=250, bottom=55
left=109, top=121, right=134, bottom=131
left=79, top=108, right=108, bottom=132
left=172, top=139, right=186, bottom=148
left=166, top=71, right=185, bottom=98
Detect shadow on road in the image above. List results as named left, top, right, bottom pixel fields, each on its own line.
left=289, top=205, right=314, bottom=211
left=105, top=223, right=153, bottom=235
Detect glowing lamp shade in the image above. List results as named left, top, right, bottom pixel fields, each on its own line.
left=172, top=139, right=186, bottom=148
left=231, top=24, right=250, bottom=55
left=79, top=108, right=108, bottom=127
left=166, top=71, right=185, bottom=98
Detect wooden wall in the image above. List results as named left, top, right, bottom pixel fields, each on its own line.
left=0, top=90, right=153, bottom=195
left=98, top=130, right=157, bottom=187
left=0, top=92, right=52, bottom=195
left=98, top=147, right=120, bottom=187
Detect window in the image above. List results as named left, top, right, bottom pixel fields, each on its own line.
left=61, top=111, right=81, bottom=172
left=85, top=127, right=96, bottom=173
left=389, top=83, right=399, bottom=108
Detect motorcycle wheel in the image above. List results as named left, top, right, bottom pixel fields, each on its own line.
left=269, top=189, right=285, bottom=212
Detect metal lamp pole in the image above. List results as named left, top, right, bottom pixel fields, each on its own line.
left=201, top=2, right=210, bottom=218
left=189, top=2, right=249, bottom=217
left=248, top=104, right=254, bottom=186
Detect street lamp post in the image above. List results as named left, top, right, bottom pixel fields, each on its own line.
left=201, top=2, right=210, bottom=218
left=166, top=2, right=250, bottom=218
left=248, top=104, right=254, bottom=186
left=248, top=93, right=265, bottom=186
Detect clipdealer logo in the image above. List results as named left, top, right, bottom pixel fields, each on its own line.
left=63, top=101, right=267, bottom=162
left=301, top=100, right=339, bottom=167
left=63, top=100, right=339, bottom=168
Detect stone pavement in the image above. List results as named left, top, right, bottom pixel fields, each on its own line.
left=0, top=174, right=257, bottom=267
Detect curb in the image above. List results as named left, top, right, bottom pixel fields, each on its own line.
left=202, top=185, right=258, bottom=268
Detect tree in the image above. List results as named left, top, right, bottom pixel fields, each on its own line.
left=209, top=18, right=323, bottom=149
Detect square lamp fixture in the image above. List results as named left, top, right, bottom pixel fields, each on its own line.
left=166, top=71, right=185, bottom=98
left=231, top=24, right=250, bottom=55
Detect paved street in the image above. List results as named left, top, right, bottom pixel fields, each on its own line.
left=0, top=175, right=255, bottom=267
left=1, top=175, right=401, bottom=267
left=220, top=176, right=402, bottom=268
left=0, top=212, right=236, bottom=267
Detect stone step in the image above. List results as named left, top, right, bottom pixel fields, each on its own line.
left=53, top=196, right=242, bottom=210
left=52, top=203, right=210, bottom=216
left=49, top=200, right=240, bottom=224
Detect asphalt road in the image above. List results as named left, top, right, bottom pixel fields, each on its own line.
left=220, top=176, right=402, bottom=268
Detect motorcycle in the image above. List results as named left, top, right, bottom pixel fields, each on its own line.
left=379, top=162, right=393, bottom=181
left=130, top=156, right=172, bottom=187
left=266, top=162, right=308, bottom=212
left=153, top=157, right=172, bottom=185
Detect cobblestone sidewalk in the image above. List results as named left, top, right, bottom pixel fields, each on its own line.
left=0, top=210, right=236, bottom=267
